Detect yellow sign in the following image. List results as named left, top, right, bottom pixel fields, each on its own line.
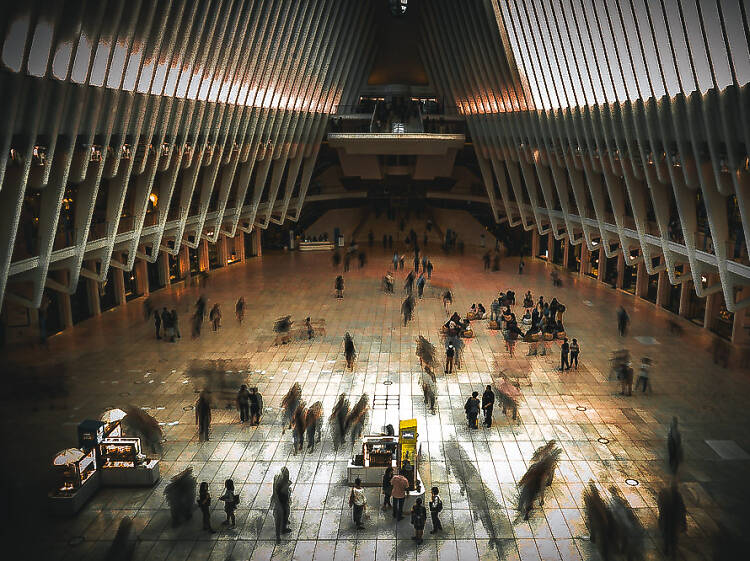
left=399, top=419, right=417, bottom=466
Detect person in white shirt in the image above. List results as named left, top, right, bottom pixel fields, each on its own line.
left=349, top=477, right=367, bottom=529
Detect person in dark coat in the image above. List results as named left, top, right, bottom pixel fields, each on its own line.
left=164, top=468, right=196, bottom=526
left=416, top=273, right=426, bottom=298
left=617, top=306, right=629, bottom=336
left=658, top=482, right=687, bottom=559
left=197, top=481, right=215, bottom=533
left=272, top=467, right=292, bottom=543
left=481, top=385, right=495, bottom=428
left=561, top=338, right=570, bottom=371
left=464, top=391, right=480, bottom=429
left=154, top=309, right=162, bottom=339
left=429, top=486, right=443, bottom=533
left=335, top=275, right=344, bottom=298
left=410, top=497, right=427, bottom=544
left=237, top=384, right=251, bottom=423
left=382, top=466, right=394, bottom=510
left=344, top=333, right=356, bottom=369
left=249, top=387, right=263, bottom=426
left=305, top=401, right=323, bottom=451
left=195, top=391, right=212, bottom=441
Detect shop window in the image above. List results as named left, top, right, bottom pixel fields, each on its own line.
left=567, top=244, right=580, bottom=272
left=587, top=250, right=599, bottom=279
left=712, top=300, right=734, bottom=341
left=663, top=283, right=681, bottom=314
left=645, top=273, right=658, bottom=303
left=622, top=264, right=637, bottom=294
left=686, top=289, right=705, bottom=326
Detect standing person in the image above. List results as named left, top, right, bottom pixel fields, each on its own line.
left=305, top=402, right=323, bottom=451
left=392, top=252, right=399, bottom=271
left=272, top=467, right=292, bottom=543
left=161, top=307, right=170, bottom=336
left=197, top=482, right=215, bottom=533
left=636, top=357, right=651, bottom=392
left=249, top=387, right=263, bottom=426
left=442, top=290, right=452, bottom=311
left=343, top=252, right=351, bottom=272
left=569, top=338, right=580, bottom=369
left=305, top=317, right=314, bottom=339
left=482, top=385, right=495, bottom=428
left=235, top=297, right=245, bottom=324
left=427, top=260, right=433, bottom=279
left=416, top=273, right=426, bottom=298
left=344, top=333, right=357, bottom=370
left=429, top=487, right=443, bottom=533
left=617, top=306, right=629, bottom=336
left=195, top=391, right=212, bottom=442
left=464, top=391, right=480, bottom=429
left=335, top=275, right=344, bottom=298
left=404, top=271, right=415, bottom=294
left=382, top=466, right=394, bottom=511
left=219, top=479, right=238, bottom=529
left=518, top=259, right=525, bottom=274
left=561, top=338, right=570, bottom=371
left=349, top=478, right=367, bottom=529
left=237, top=384, right=250, bottom=423
left=209, top=304, right=221, bottom=331
left=410, top=498, right=427, bottom=544
left=445, top=343, right=455, bottom=373
left=154, top=309, right=162, bottom=339
left=390, top=470, right=409, bottom=520
left=399, top=255, right=405, bottom=270
left=292, top=404, right=307, bottom=454
left=421, top=255, right=427, bottom=272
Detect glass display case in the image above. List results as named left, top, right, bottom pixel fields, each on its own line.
left=54, top=448, right=97, bottom=495
left=100, top=437, right=143, bottom=468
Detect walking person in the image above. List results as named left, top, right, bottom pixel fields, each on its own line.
left=464, top=391, right=480, bottom=429
left=272, top=467, right=292, bottom=544
left=235, top=297, right=245, bottom=324
left=569, top=338, right=580, bottom=369
left=219, top=479, right=238, bottom=529
left=154, top=309, right=162, bottom=339
left=445, top=343, right=455, bottom=373
left=195, top=391, right=212, bottom=442
left=518, top=259, right=525, bottom=274
left=382, top=466, right=394, bottom=511
left=667, top=416, right=683, bottom=476
left=237, top=384, right=250, bottom=423
left=197, top=482, right=215, bottom=533
left=344, top=332, right=356, bottom=370
left=617, top=306, right=629, bottom=336
left=209, top=304, right=221, bottom=331
left=335, top=275, right=344, bottom=298
left=171, top=310, right=181, bottom=339
left=410, top=498, right=427, bottom=544
left=390, top=470, right=409, bottom=520
left=349, top=478, right=367, bottom=529
left=416, top=273, right=426, bottom=298
left=636, top=357, right=651, bottom=392
left=482, top=385, right=495, bottom=428
left=393, top=252, right=399, bottom=270
left=561, top=338, right=570, bottom=371
left=427, top=260, right=433, bottom=279
left=429, top=487, right=443, bottom=533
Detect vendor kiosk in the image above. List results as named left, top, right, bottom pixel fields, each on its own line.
left=47, top=448, right=101, bottom=515
left=346, top=419, right=424, bottom=507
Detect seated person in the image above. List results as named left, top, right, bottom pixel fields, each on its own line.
left=470, top=303, right=477, bottom=314
left=444, top=312, right=462, bottom=329
left=506, top=290, right=516, bottom=305
left=523, top=291, right=533, bottom=309
left=383, top=272, right=394, bottom=292
left=522, top=309, right=532, bottom=325
left=542, top=318, right=555, bottom=334
left=477, top=303, right=486, bottom=317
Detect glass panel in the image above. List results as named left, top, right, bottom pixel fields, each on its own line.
left=70, top=34, right=92, bottom=83
left=27, top=20, right=54, bottom=77
left=2, top=14, right=30, bottom=72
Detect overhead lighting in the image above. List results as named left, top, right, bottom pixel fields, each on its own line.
left=149, top=192, right=158, bottom=206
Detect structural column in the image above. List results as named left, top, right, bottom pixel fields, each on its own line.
left=616, top=253, right=625, bottom=289
left=562, top=238, right=570, bottom=268
left=179, top=246, right=190, bottom=279
left=250, top=229, right=262, bottom=257
left=158, top=251, right=170, bottom=287
left=635, top=260, right=647, bottom=298
left=199, top=240, right=209, bottom=270
left=580, top=243, right=590, bottom=276
left=703, top=278, right=718, bottom=331
left=86, top=262, right=101, bottom=317
left=655, top=269, right=667, bottom=308
left=135, top=259, right=148, bottom=297
left=217, top=235, right=228, bottom=266
left=732, top=287, right=750, bottom=345
left=54, top=271, right=73, bottom=329
left=235, top=232, right=245, bottom=262
left=597, top=246, right=606, bottom=282
left=113, top=267, right=126, bottom=305
left=678, top=281, right=691, bottom=317
left=531, top=230, right=539, bottom=257
left=546, top=232, right=553, bottom=260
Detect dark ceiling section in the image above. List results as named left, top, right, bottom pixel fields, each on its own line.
left=367, top=0, right=429, bottom=86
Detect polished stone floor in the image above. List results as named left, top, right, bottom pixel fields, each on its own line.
left=5, top=248, right=750, bottom=561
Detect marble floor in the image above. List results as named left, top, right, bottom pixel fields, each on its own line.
left=4, top=248, right=750, bottom=561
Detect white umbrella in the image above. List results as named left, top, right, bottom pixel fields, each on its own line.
left=100, top=408, right=127, bottom=424
left=53, top=448, right=85, bottom=466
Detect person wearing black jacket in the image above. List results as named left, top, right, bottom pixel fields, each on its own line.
left=237, top=385, right=251, bottom=423
left=464, top=391, right=480, bottom=429
left=482, top=385, right=495, bottom=428
left=429, top=486, right=443, bottom=533
left=154, top=309, right=162, bottom=339
left=561, top=338, right=570, bottom=371
left=249, top=387, right=263, bottom=426
left=410, top=497, right=427, bottom=544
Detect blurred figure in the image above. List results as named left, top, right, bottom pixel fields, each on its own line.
left=344, top=333, right=356, bottom=369
left=658, top=482, right=687, bottom=559
left=617, top=306, right=629, bottom=336
left=235, top=297, right=245, bottom=324
left=402, top=295, right=415, bottom=326
left=329, top=393, right=350, bottom=450
left=583, top=482, right=612, bottom=560
left=415, top=335, right=437, bottom=370
left=154, top=309, right=162, bottom=339
left=481, top=385, right=495, bottom=428
left=346, top=394, right=369, bottom=443
left=305, top=401, right=324, bottom=451
left=273, top=315, right=293, bottom=345
left=667, top=417, right=683, bottom=476
left=107, top=517, right=136, bottom=561
left=164, top=468, right=197, bottom=526
left=281, top=383, right=302, bottom=433
left=442, top=289, right=452, bottom=311
left=292, top=403, right=307, bottom=454
left=209, top=304, right=221, bottom=331
left=517, top=442, right=560, bottom=520
left=272, top=468, right=292, bottom=543
left=305, top=316, right=314, bottom=339
left=635, top=357, right=651, bottom=392
left=332, top=251, right=341, bottom=268
left=335, top=275, right=344, bottom=298
left=195, top=391, right=212, bottom=442
left=124, top=405, right=164, bottom=456
left=404, top=271, right=415, bottom=295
